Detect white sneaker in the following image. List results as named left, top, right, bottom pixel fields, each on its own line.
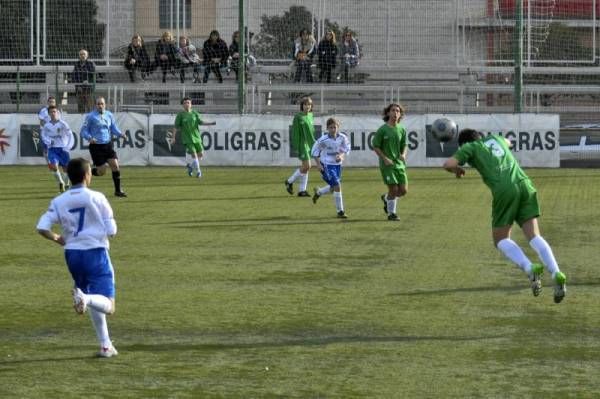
left=72, top=288, right=87, bottom=315
left=97, top=345, right=118, bottom=358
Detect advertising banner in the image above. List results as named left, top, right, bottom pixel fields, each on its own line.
left=0, top=113, right=560, bottom=167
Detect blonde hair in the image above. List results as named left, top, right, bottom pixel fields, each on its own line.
left=161, top=31, right=173, bottom=42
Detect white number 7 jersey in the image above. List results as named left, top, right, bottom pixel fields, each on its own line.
left=37, top=186, right=117, bottom=250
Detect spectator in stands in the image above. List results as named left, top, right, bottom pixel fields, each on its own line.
left=72, top=49, right=96, bottom=113
left=229, top=31, right=249, bottom=82
left=177, top=35, right=202, bottom=84
left=294, top=29, right=316, bottom=83
left=155, top=31, right=179, bottom=83
left=202, top=30, right=228, bottom=84
left=317, top=30, right=338, bottom=83
left=340, top=31, right=360, bottom=83
left=124, top=34, right=151, bottom=83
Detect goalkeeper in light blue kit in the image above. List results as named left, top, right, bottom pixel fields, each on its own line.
left=37, top=158, right=120, bottom=357
left=443, top=128, right=567, bottom=303
left=311, top=117, right=350, bottom=218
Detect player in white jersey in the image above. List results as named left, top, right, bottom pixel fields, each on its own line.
left=38, top=96, right=60, bottom=161
left=311, top=117, right=351, bottom=218
left=37, top=158, right=119, bottom=358
left=41, top=105, right=74, bottom=193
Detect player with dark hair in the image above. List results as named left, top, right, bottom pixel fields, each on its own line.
left=80, top=97, right=127, bottom=197
left=443, top=128, right=567, bottom=303
left=37, top=158, right=120, bottom=357
left=284, top=96, right=316, bottom=197
left=311, top=117, right=350, bottom=218
left=172, top=97, right=216, bottom=178
left=372, top=103, right=408, bottom=221
left=41, top=105, right=74, bottom=192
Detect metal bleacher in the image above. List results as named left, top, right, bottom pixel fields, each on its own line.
left=1, top=62, right=600, bottom=125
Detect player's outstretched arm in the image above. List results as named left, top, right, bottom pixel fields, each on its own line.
left=443, top=157, right=466, bottom=178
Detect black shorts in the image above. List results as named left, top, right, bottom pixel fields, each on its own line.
left=89, top=143, right=117, bottom=167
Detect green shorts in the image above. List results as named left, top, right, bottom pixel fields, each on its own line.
left=380, top=166, right=407, bottom=186
left=297, top=145, right=312, bottom=161
left=492, top=179, right=540, bottom=228
left=184, top=142, right=203, bottom=155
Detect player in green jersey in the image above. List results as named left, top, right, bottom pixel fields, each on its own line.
left=443, top=128, right=567, bottom=303
left=372, top=103, right=408, bottom=221
left=173, top=97, right=216, bottom=178
left=285, top=96, right=316, bottom=197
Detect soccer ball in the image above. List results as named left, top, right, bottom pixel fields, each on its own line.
left=431, top=118, right=457, bottom=142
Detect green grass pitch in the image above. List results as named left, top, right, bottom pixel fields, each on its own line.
left=1, top=165, right=600, bottom=398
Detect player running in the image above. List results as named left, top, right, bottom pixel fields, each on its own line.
left=172, top=97, right=216, bottom=179
left=284, top=96, right=316, bottom=197
left=41, top=105, right=74, bottom=192
left=372, top=103, right=408, bottom=221
left=311, top=117, right=350, bottom=218
left=37, top=158, right=120, bottom=357
left=443, top=128, right=567, bottom=303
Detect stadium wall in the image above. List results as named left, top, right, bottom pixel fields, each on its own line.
left=0, top=113, right=559, bottom=167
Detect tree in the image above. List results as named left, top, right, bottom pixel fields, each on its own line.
left=252, top=5, right=360, bottom=60
left=46, top=0, right=105, bottom=60
left=0, top=1, right=33, bottom=61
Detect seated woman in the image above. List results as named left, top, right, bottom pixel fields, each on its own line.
left=229, top=31, right=249, bottom=82
left=155, top=31, right=178, bottom=83
left=177, top=35, right=202, bottom=83
left=124, top=34, right=151, bottom=82
left=202, top=30, right=228, bottom=84
left=317, top=30, right=338, bottom=83
left=293, top=29, right=316, bottom=83
left=340, top=31, right=360, bottom=83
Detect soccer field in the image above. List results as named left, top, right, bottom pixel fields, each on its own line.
left=1, top=165, right=600, bottom=398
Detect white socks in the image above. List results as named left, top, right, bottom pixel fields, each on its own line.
left=387, top=197, right=397, bottom=215
left=317, top=186, right=331, bottom=196
left=299, top=173, right=308, bottom=192
left=287, top=169, right=301, bottom=184
left=333, top=191, right=343, bottom=212
left=89, top=309, right=112, bottom=348
left=86, top=294, right=113, bottom=314
left=529, top=235, right=560, bottom=276
left=191, top=158, right=201, bottom=175
left=497, top=238, right=532, bottom=275
left=53, top=170, right=64, bottom=184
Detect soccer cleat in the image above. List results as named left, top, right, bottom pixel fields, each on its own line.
left=114, top=191, right=128, bottom=198
left=387, top=213, right=399, bottom=221
left=72, top=288, right=87, bottom=315
left=337, top=210, right=348, bottom=219
left=59, top=183, right=65, bottom=193
left=312, top=188, right=320, bottom=204
left=196, top=171, right=202, bottom=179
left=553, top=272, right=567, bottom=303
left=381, top=194, right=388, bottom=214
left=186, top=163, right=193, bottom=177
left=284, top=180, right=294, bottom=195
left=529, top=263, right=544, bottom=297
left=297, top=191, right=310, bottom=197
left=97, top=345, right=118, bottom=358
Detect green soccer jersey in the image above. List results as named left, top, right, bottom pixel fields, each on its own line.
left=291, top=112, right=315, bottom=157
left=372, top=123, right=407, bottom=170
left=453, top=135, right=530, bottom=195
left=175, top=110, right=204, bottom=145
